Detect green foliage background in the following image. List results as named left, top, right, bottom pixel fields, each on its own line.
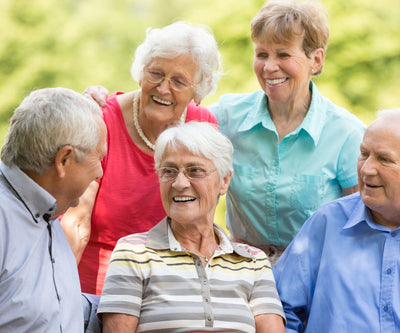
left=1, top=0, right=400, bottom=227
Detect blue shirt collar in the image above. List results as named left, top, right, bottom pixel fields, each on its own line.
left=238, top=81, right=325, bottom=146
left=0, top=161, right=57, bottom=223
left=343, top=193, right=399, bottom=232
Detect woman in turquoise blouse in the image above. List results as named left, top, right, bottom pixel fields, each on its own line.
left=209, top=0, right=365, bottom=264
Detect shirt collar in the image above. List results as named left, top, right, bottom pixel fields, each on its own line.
left=343, top=193, right=399, bottom=232
left=0, top=162, right=57, bottom=223
left=238, top=82, right=325, bottom=146
left=146, top=217, right=254, bottom=259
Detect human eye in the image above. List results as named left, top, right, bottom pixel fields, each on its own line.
left=278, top=52, right=290, bottom=59
left=171, top=77, right=190, bottom=89
left=256, top=52, right=268, bottom=59
left=359, top=149, right=368, bottom=159
left=378, top=153, right=394, bottom=164
left=159, top=167, right=178, bottom=180
left=146, top=68, right=163, bottom=80
left=186, top=166, right=206, bottom=178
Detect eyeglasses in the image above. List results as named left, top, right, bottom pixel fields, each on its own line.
left=156, top=166, right=216, bottom=182
left=143, top=67, right=195, bottom=91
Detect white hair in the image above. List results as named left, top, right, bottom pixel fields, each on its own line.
left=154, top=121, right=233, bottom=179
left=1, top=87, right=102, bottom=174
left=376, top=108, right=400, bottom=119
left=130, top=21, right=222, bottom=102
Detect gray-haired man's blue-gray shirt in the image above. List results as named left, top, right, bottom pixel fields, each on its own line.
left=0, top=161, right=85, bottom=332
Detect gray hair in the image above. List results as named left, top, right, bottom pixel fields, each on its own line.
left=1, top=87, right=103, bottom=174
left=376, top=108, right=400, bottom=119
left=154, top=122, right=233, bottom=180
left=130, top=21, right=222, bottom=102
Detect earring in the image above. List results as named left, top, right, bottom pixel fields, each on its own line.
left=311, top=68, right=314, bottom=73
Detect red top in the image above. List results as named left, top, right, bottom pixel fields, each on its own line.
left=78, top=92, right=218, bottom=294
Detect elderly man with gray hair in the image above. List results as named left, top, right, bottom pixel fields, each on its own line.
left=0, top=87, right=106, bottom=332
left=273, top=108, right=400, bottom=332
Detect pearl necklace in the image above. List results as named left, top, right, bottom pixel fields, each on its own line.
left=132, top=91, right=187, bottom=151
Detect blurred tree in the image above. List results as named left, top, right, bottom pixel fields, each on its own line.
left=0, top=0, right=399, bottom=140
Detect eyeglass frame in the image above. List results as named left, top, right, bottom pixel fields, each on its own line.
left=156, top=166, right=216, bottom=182
left=143, top=67, right=196, bottom=91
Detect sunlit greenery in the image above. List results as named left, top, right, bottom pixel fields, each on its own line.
left=1, top=0, right=399, bottom=227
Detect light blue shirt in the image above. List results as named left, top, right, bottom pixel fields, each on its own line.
left=210, top=82, right=366, bottom=247
left=273, top=193, right=400, bottom=332
left=0, top=162, right=84, bottom=332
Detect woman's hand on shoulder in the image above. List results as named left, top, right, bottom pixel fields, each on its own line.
left=82, top=85, right=109, bottom=107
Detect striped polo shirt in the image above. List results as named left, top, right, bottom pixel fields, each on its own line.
left=98, top=217, right=285, bottom=332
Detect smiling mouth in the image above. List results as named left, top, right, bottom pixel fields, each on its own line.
left=365, top=183, right=382, bottom=189
left=153, top=95, right=172, bottom=106
left=173, top=196, right=196, bottom=203
left=266, top=77, right=287, bottom=85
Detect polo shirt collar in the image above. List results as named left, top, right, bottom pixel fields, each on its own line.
left=238, top=81, right=325, bottom=146
left=0, top=162, right=57, bottom=223
left=146, top=217, right=254, bottom=259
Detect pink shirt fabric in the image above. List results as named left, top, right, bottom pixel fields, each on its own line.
left=78, top=92, right=218, bottom=295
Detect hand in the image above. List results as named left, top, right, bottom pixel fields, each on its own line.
left=82, top=85, right=109, bottom=107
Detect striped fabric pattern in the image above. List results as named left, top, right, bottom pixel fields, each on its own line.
left=98, top=218, right=285, bottom=332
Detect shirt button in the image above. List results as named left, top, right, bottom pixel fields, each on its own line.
left=205, top=298, right=209, bottom=302
left=383, top=305, right=389, bottom=312
left=35, top=213, right=40, bottom=218
left=207, top=317, right=212, bottom=322
left=203, top=280, right=207, bottom=285
left=386, top=268, right=392, bottom=275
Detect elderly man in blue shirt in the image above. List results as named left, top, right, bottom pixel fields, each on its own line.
left=273, top=108, right=400, bottom=332
left=0, top=88, right=106, bottom=332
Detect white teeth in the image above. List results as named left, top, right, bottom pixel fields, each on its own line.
left=173, top=196, right=195, bottom=202
left=153, top=96, right=172, bottom=105
left=266, top=78, right=286, bottom=85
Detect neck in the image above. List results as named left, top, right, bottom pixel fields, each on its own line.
left=268, top=89, right=311, bottom=141
left=170, top=220, right=219, bottom=254
left=132, top=91, right=187, bottom=151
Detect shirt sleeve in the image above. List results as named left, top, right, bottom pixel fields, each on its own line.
left=249, top=250, right=286, bottom=323
left=336, top=124, right=365, bottom=189
left=97, top=240, right=144, bottom=317
left=273, top=211, right=327, bottom=332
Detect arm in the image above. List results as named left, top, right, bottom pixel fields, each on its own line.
left=102, top=313, right=138, bottom=333
left=61, top=181, right=99, bottom=263
left=82, top=85, right=109, bottom=107
left=342, top=184, right=359, bottom=196
left=255, top=313, right=285, bottom=333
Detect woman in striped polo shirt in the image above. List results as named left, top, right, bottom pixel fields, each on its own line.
left=98, top=122, right=285, bottom=332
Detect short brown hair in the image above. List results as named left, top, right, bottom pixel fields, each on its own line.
left=251, top=0, right=329, bottom=59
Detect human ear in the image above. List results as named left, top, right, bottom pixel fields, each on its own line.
left=311, top=48, right=325, bottom=74
left=54, top=145, right=74, bottom=178
left=219, top=172, right=233, bottom=196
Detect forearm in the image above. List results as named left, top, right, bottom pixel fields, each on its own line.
left=102, top=313, right=138, bottom=333
left=61, top=181, right=99, bottom=263
left=255, top=313, right=285, bottom=333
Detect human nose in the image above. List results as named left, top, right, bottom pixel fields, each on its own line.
left=263, top=57, right=279, bottom=72
left=359, top=156, right=378, bottom=176
left=172, top=170, right=190, bottom=188
left=157, top=77, right=172, bottom=94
